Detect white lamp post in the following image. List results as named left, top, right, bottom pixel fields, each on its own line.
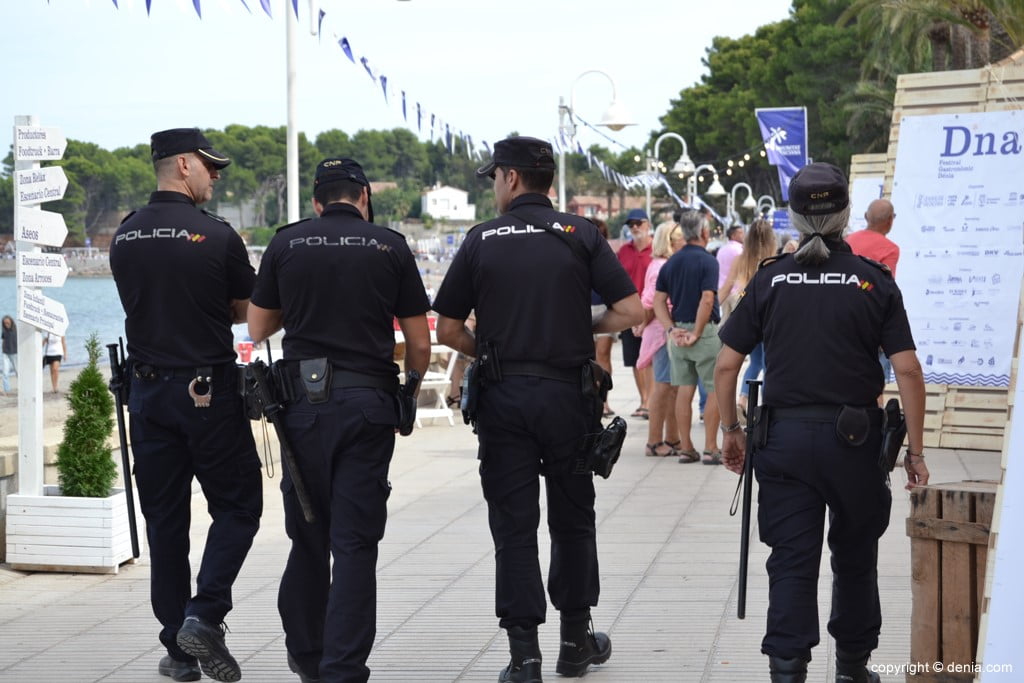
left=644, top=132, right=694, bottom=219
left=757, top=194, right=777, bottom=216
left=687, top=164, right=725, bottom=210
left=557, top=70, right=634, bottom=212
left=726, top=182, right=757, bottom=227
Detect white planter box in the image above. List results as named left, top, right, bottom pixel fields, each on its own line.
left=5, top=485, right=140, bottom=574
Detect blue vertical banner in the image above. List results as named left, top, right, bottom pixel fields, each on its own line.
left=755, top=107, right=808, bottom=202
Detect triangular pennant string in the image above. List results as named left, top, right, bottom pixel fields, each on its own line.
left=339, top=37, right=354, bottom=62
left=193, top=0, right=202, bottom=18
left=402, top=92, right=407, bottom=122
left=259, top=0, right=271, bottom=17
left=380, top=75, right=388, bottom=103
left=317, top=9, right=325, bottom=38
left=360, top=56, right=377, bottom=82
left=291, top=0, right=298, bottom=19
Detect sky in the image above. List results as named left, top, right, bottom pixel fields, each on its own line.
left=2, top=0, right=793, bottom=162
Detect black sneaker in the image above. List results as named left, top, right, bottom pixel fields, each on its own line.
left=176, top=616, right=241, bottom=682
left=287, top=652, right=322, bottom=682
left=158, top=654, right=201, bottom=682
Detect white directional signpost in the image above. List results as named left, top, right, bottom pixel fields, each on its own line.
left=12, top=115, right=70, bottom=500
left=15, top=209, right=67, bottom=247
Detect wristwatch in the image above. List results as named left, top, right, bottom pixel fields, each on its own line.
left=720, top=421, right=742, bottom=434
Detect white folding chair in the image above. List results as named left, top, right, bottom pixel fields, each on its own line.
left=415, top=344, right=459, bottom=427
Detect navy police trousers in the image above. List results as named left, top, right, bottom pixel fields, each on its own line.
left=476, top=375, right=600, bottom=629
left=128, top=365, right=263, bottom=662
left=278, top=386, right=397, bottom=683
left=755, top=415, right=891, bottom=662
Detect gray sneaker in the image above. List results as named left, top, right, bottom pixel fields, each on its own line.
left=176, top=616, right=241, bottom=682
left=158, top=654, right=201, bottom=682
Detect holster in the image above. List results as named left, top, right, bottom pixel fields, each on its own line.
left=878, top=398, right=907, bottom=473
left=587, top=416, right=627, bottom=479
left=396, top=369, right=421, bottom=436
left=460, top=359, right=481, bottom=430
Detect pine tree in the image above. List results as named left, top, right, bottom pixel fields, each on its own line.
left=56, top=333, right=117, bottom=498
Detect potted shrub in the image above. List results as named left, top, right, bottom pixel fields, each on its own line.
left=6, top=333, right=137, bottom=573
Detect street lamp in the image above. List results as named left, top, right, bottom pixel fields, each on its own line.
left=557, top=70, right=635, bottom=212
left=644, top=132, right=695, bottom=218
left=757, top=194, right=777, bottom=216
left=687, top=164, right=726, bottom=210
left=726, top=182, right=757, bottom=227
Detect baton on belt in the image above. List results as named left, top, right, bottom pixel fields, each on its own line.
left=736, top=378, right=761, bottom=620
left=248, top=354, right=316, bottom=523
left=107, top=339, right=141, bottom=559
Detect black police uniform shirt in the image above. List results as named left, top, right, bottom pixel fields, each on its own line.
left=718, top=241, right=915, bottom=408
left=250, top=202, right=430, bottom=377
left=431, top=193, right=635, bottom=368
left=110, top=191, right=255, bottom=368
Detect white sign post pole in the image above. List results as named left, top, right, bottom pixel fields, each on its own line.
left=13, top=115, right=46, bottom=497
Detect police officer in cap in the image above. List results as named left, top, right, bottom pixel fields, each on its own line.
left=434, top=136, right=642, bottom=682
left=248, top=157, right=431, bottom=683
left=110, top=127, right=263, bottom=682
left=713, top=162, right=929, bottom=683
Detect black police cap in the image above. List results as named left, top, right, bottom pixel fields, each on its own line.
left=788, top=162, right=849, bottom=216
left=314, top=158, right=370, bottom=188
left=150, top=128, right=230, bottom=169
left=315, top=158, right=375, bottom=223
left=476, top=136, right=556, bottom=178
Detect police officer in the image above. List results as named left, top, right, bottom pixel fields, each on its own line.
left=247, top=158, right=431, bottom=683
left=110, top=128, right=263, bottom=683
left=713, top=162, right=929, bottom=683
left=433, top=136, right=642, bottom=682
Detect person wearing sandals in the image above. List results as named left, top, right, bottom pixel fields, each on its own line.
left=638, top=221, right=685, bottom=458
left=714, top=163, right=928, bottom=683
left=652, top=209, right=722, bottom=465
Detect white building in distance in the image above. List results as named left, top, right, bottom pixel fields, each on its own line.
left=421, top=184, right=475, bottom=221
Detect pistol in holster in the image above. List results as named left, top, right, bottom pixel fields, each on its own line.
left=396, top=370, right=421, bottom=436
left=878, top=398, right=907, bottom=473
left=576, top=361, right=624, bottom=479
left=461, top=340, right=500, bottom=433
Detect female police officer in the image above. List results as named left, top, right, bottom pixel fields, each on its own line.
left=713, top=162, right=929, bottom=683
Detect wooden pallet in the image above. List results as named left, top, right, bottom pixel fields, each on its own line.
left=907, top=481, right=997, bottom=681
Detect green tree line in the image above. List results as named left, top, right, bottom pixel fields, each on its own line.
left=3, top=0, right=1020, bottom=242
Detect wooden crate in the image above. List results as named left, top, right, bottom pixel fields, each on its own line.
left=906, top=480, right=997, bottom=681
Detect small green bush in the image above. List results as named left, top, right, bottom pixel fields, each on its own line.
left=56, top=333, right=117, bottom=498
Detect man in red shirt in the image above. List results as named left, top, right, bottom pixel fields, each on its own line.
left=617, top=209, right=653, bottom=418
left=847, top=197, right=900, bottom=394
left=846, top=199, right=899, bottom=276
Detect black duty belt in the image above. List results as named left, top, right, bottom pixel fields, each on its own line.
left=770, top=404, right=880, bottom=421
left=501, top=361, right=580, bottom=384
left=133, top=362, right=235, bottom=380
left=288, top=368, right=398, bottom=394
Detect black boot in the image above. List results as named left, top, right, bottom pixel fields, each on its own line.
left=835, top=651, right=876, bottom=679
left=555, top=616, right=611, bottom=677
left=835, top=648, right=880, bottom=683
left=499, top=626, right=543, bottom=683
left=768, top=656, right=808, bottom=683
